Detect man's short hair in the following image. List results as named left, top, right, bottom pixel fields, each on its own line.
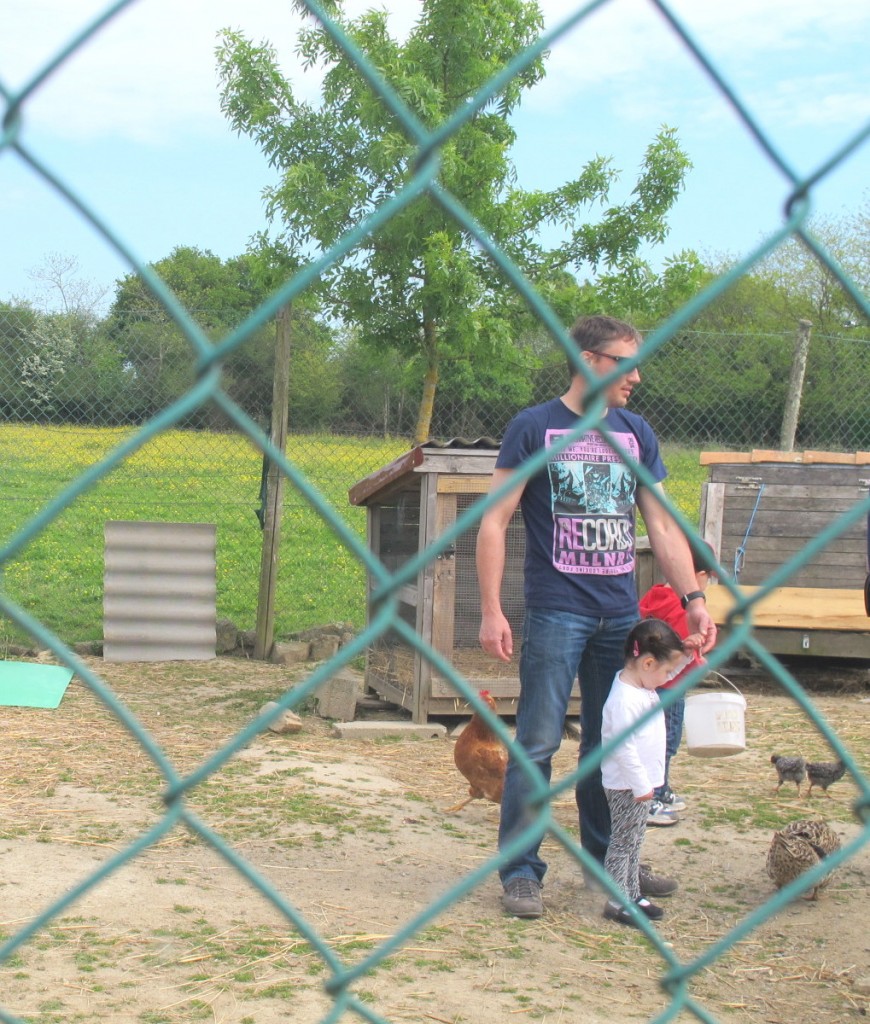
left=566, top=315, right=642, bottom=374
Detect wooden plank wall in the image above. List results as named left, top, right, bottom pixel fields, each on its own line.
left=702, top=462, right=869, bottom=589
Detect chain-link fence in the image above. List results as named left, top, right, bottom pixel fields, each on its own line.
left=3, top=306, right=869, bottom=448
left=1, top=1, right=869, bottom=1022
left=2, top=305, right=868, bottom=643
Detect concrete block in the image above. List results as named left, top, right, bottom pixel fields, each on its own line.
left=309, top=636, right=341, bottom=661
left=315, top=673, right=361, bottom=721
left=73, top=641, right=102, bottom=657
left=271, top=640, right=311, bottom=666
left=239, top=629, right=257, bottom=652
left=331, top=721, right=447, bottom=741
left=215, top=618, right=238, bottom=654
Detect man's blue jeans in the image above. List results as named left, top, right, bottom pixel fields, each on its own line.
left=498, top=606, right=637, bottom=885
left=654, top=692, right=685, bottom=800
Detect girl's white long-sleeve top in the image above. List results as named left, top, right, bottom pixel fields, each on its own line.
left=600, top=672, right=666, bottom=797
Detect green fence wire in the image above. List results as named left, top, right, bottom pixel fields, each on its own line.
left=1, top=1, right=869, bottom=1022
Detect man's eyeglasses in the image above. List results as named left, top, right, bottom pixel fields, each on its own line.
left=594, top=350, right=631, bottom=366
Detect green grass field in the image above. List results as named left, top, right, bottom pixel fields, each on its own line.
left=0, top=424, right=708, bottom=647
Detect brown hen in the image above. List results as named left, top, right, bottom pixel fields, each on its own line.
left=766, top=819, right=841, bottom=900
left=446, top=690, right=508, bottom=813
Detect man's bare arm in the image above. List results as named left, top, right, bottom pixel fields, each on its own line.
left=637, top=483, right=718, bottom=653
left=476, top=468, right=525, bottom=663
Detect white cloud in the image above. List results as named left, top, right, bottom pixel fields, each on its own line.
left=1, top=0, right=421, bottom=145
left=2, top=1, right=867, bottom=162
left=529, top=0, right=870, bottom=115
left=3, top=1, right=297, bottom=143
left=759, top=78, right=870, bottom=130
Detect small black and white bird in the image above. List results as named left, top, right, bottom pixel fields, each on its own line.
left=770, top=754, right=807, bottom=795
left=805, top=759, right=847, bottom=799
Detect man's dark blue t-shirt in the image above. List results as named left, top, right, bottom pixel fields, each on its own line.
left=496, top=397, right=667, bottom=618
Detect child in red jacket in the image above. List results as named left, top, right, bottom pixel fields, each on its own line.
left=639, top=541, right=717, bottom=826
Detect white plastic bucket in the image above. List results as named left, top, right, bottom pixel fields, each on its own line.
left=684, top=675, right=746, bottom=757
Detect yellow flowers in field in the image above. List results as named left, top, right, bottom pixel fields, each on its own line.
left=0, top=423, right=408, bottom=645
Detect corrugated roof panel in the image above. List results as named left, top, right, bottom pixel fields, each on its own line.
left=104, top=521, right=217, bottom=662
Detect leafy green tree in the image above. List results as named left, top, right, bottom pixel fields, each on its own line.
left=0, top=301, right=39, bottom=419
left=107, top=245, right=338, bottom=429
left=216, top=0, right=691, bottom=443
left=636, top=200, right=870, bottom=449
left=749, top=200, right=869, bottom=336
left=0, top=298, right=134, bottom=425
left=593, top=250, right=708, bottom=329
left=337, top=331, right=417, bottom=436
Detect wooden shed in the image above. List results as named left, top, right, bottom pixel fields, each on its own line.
left=699, top=450, right=870, bottom=659
left=349, top=442, right=581, bottom=722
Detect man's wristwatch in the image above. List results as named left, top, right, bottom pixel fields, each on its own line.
left=680, top=590, right=707, bottom=610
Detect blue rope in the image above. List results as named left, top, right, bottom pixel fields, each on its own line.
left=734, top=483, right=765, bottom=580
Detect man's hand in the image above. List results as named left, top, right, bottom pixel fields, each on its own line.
left=479, top=610, right=514, bottom=663
left=685, top=603, right=717, bottom=654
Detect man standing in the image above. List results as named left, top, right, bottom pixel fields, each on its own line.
left=476, top=314, right=717, bottom=919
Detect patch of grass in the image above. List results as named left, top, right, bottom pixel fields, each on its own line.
left=0, top=425, right=709, bottom=645
left=37, top=998, right=66, bottom=1017
left=0, top=425, right=407, bottom=644
left=183, top=758, right=389, bottom=844
left=183, top=1000, right=213, bottom=1019
left=250, top=981, right=296, bottom=1000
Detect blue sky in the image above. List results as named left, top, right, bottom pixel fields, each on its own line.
left=1, top=0, right=868, bottom=312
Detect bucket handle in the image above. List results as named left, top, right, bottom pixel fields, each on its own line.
left=706, top=670, right=743, bottom=698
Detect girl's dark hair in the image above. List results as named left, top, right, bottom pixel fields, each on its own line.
left=625, top=618, right=684, bottom=663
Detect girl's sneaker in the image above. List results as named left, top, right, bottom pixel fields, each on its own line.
left=659, top=787, right=687, bottom=812
left=603, top=899, right=664, bottom=927
left=635, top=898, right=664, bottom=920
left=646, top=800, right=679, bottom=826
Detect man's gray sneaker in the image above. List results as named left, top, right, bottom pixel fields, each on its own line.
left=639, top=863, right=678, bottom=898
left=502, top=877, right=544, bottom=918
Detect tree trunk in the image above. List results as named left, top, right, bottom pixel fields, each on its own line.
left=254, top=303, right=292, bottom=660
left=413, top=318, right=438, bottom=445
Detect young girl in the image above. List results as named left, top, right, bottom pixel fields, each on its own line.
left=600, top=618, right=702, bottom=927
left=640, top=540, right=717, bottom=824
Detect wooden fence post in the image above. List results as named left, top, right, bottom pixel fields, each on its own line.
left=779, top=318, right=812, bottom=452
left=254, top=304, right=292, bottom=660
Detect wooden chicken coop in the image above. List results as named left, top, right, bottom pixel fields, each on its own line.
left=699, top=450, right=870, bottom=659
left=349, top=442, right=581, bottom=722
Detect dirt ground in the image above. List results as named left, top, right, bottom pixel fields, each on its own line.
left=0, top=655, right=868, bottom=1024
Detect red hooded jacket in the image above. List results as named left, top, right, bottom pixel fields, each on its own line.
left=638, top=584, right=704, bottom=689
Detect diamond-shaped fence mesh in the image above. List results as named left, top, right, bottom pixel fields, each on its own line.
left=1, top=2, right=869, bottom=1023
